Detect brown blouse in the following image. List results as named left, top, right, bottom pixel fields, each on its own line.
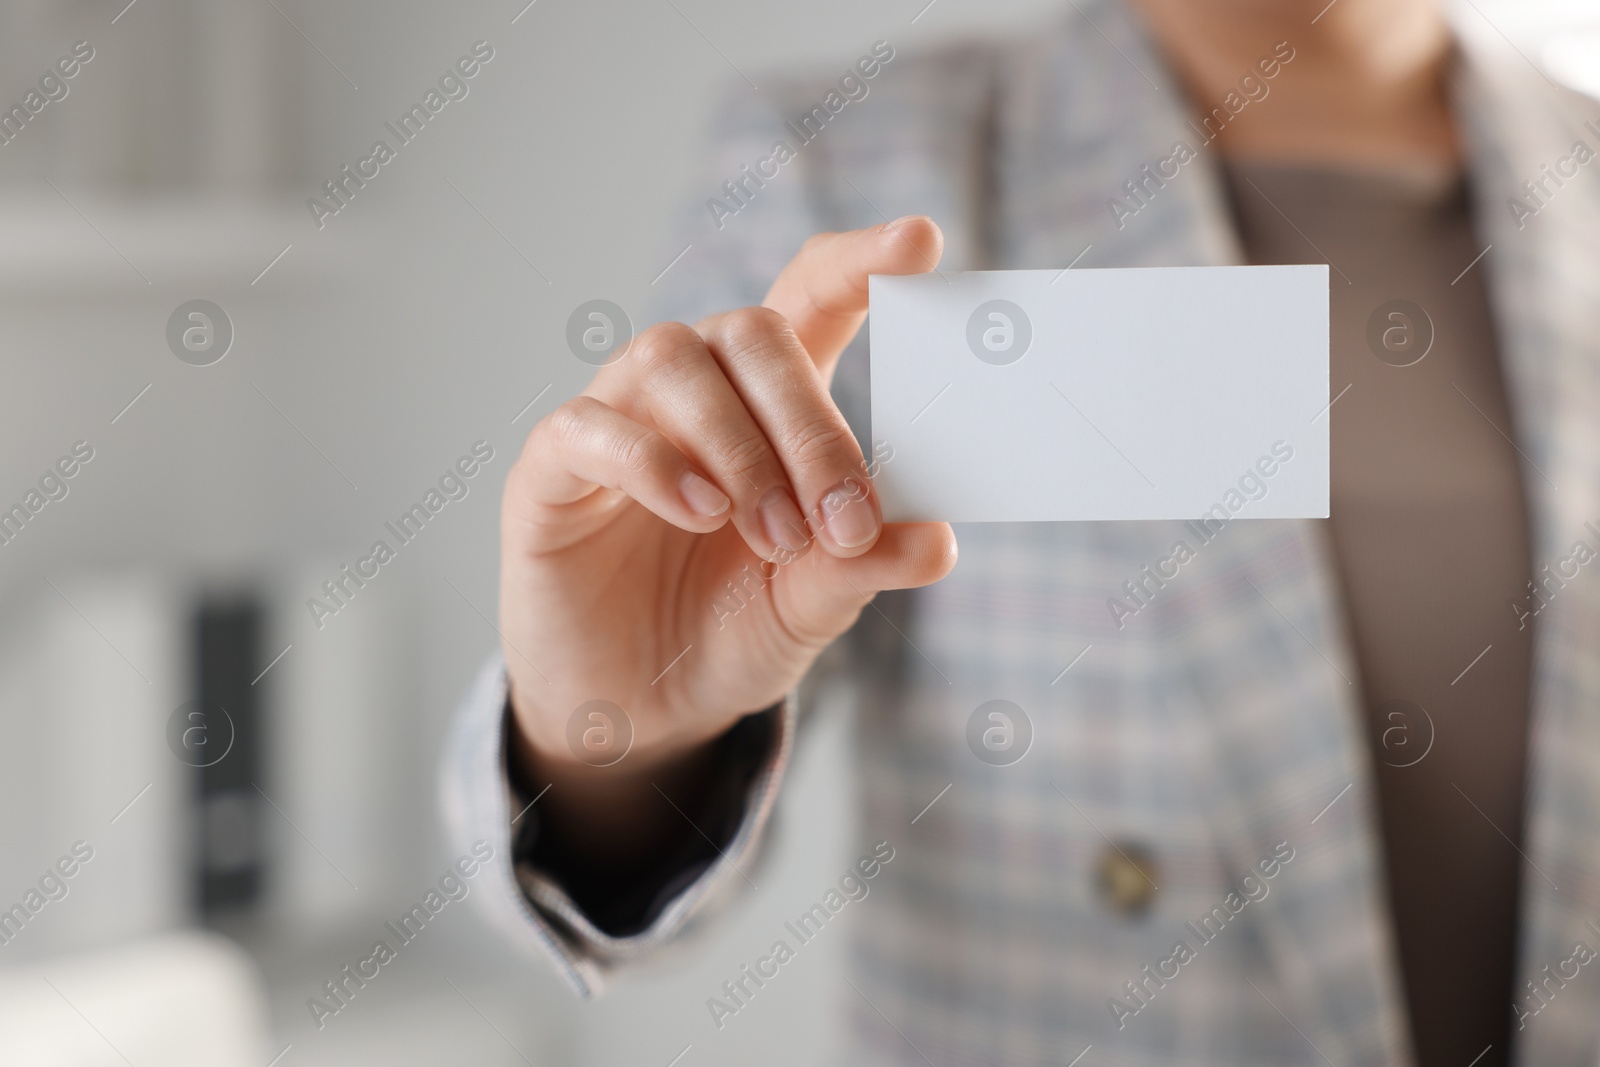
left=1225, top=161, right=1535, bottom=1067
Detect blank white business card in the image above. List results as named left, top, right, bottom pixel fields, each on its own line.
left=867, top=266, right=1328, bottom=523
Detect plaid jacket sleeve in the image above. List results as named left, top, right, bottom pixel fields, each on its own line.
left=440, top=656, right=800, bottom=997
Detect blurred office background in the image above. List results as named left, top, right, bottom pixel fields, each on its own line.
left=0, top=0, right=1591, bottom=1063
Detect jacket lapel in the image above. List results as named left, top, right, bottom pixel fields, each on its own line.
left=1455, top=34, right=1600, bottom=1067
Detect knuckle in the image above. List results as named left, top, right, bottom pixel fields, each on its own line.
left=611, top=426, right=661, bottom=479
left=716, top=309, right=801, bottom=375
left=719, top=305, right=788, bottom=345
left=545, top=396, right=599, bottom=447
left=629, top=321, right=703, bottom=375
left=720, top=429, right=779, bottom=483
left=784, top=415, right=854, bottom=470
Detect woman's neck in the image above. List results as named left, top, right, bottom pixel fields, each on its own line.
left=1127, top=0, right=1460, bottom=170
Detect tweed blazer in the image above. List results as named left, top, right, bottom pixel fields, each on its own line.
left=444, top=3, right=1600, bottom=1064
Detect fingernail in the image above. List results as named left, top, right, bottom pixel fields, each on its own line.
left=758, top=487, right=808, bottom=553
left=821, top=480, right=878, bottom=549
left=680, top=471, right=730, bottom=517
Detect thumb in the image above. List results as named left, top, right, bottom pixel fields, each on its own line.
left=780, top=521, right=957, bottom=640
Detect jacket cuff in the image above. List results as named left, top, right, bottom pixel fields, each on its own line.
left=440, top=654, right=795, bottom=997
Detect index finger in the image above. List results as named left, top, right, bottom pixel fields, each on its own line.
left=762, top=215, right=943, bottom=380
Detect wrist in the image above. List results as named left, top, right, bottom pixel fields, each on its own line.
left=505, top=679, right=752, bottom=781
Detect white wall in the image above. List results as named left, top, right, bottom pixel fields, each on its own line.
left=0, top=0, right=1583, bottom=1063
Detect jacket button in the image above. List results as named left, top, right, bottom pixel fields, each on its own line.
left=1097, top=842, right=1159, bottom=917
